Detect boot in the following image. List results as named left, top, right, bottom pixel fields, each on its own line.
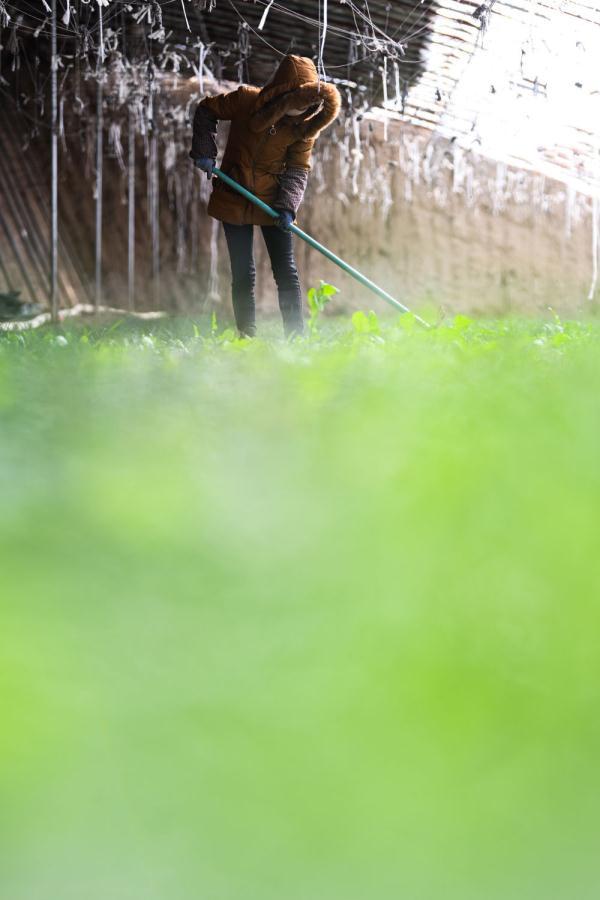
left=231, top=287, right=256, bottom=339
left=238, top=326, right=256, bottom=339
left=279, top=289, right=304, bottom=338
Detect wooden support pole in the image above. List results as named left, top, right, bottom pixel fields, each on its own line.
left=128, top=105, right=136, bottom=311
left=50, top=0, right=58, bottom=321
left=150, top=126, right=160, bottom=308
left=94, top=10, right=104, bottom=311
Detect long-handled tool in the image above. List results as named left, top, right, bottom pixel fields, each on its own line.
left=212, top=166, right=430, bottom=328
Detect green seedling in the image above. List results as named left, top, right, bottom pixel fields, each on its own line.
left=307, top=280, right=339, bottom=334
left=351, top=309, right=381, bottom=337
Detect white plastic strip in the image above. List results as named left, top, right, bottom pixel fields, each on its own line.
left=258, top=0, right=274, bottom=31
left=180, top=0, right=190, bottom=32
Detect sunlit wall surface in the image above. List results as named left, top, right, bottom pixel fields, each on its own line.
left=389, top=0, right=600, bottom=196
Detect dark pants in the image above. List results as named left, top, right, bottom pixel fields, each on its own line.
left=222, top=222, right=304, bottom=337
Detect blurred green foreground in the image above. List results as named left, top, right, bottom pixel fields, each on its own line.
left=1, top=314, right=600, bottom=899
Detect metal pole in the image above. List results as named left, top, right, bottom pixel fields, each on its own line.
left=95, top=11, right=104, bottom=311
left=50, top=0, right=58, bottom=321
left=128, top=105, right=136, bottom=310
left=212, top=166, right=430, bottom=327
left=150, top=126, right=160, bottom=308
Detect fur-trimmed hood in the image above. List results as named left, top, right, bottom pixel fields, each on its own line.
left=248, top=55, right=342, bottom=139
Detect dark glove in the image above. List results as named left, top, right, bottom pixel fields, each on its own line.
left=194, top=157, right=215, bottom=179
left=274, top=209, right=294, bottom=232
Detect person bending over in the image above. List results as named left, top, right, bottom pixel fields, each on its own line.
left=189, top=54, right=341, bottom=338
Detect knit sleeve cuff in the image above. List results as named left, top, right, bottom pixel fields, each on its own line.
left=189, top=104, right=219, bottom=161
left=275, top=166, right=309, bottom=216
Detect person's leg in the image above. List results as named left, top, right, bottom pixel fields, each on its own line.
left=261, top=224, right=304, bottom=337
left=222, top=222, right=257, bottom=336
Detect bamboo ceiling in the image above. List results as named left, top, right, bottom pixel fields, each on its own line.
left=2, top=0, right=599, bottom=191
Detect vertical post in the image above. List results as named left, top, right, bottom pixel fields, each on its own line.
left=589, top=194, right=599, bottom=302
left=150, top=125, right=160, bottom=308
left=128, top=105, right=136, bottom=310
left=50, top=0, right=58, bottom=321
left=95, top=8, right=104, bottom=310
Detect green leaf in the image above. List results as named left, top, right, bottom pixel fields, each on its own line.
left=452, top=314, right=473, bottom=333
left=106, top=318, right=124, bottom=335
left=352, top=310, right=369, bottom=333
left=398, top=312, right=417, bottom=332
left=319, top=283, right=339, bottom=297
left=218, top=327, right=236, bottom=342
left=367, top=311, right=381, bottom=334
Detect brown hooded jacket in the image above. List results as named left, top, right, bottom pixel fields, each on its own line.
left=189, top=55, right=342, bottom=227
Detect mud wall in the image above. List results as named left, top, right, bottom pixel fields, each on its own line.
left=271, top=119, right=596, bottom=319
left=3, top=79, right=597, bottom=320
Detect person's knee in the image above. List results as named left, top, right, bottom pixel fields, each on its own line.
left=231, top=264, right=256, bottom=289
left=272, top=263, right=299, bottom=291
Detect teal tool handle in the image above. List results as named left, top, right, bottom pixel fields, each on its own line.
left=212, top=166, right=430, bottom=328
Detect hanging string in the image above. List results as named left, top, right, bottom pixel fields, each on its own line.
left=382, top=54, right=388, bottom=141
left=316, top=0, right=322, bottom=89
left=197, top=40, right=206, bottom=93
left=227, top=0, right=417, bottom=73
left=98, top=0, right=103, bottom=63
left=7, top=15, right=22, bottom=63
left=0, top=0, right=10, bottom=27
left=179, top=0, right=190, bottom=32
left=317, top=0, right=328, bottom=87
left=236, top=20, right=251, bottom=83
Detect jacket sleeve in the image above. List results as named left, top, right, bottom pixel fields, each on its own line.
left=189, top=87, right=244, bottom=162
left=274, top=136, right=316, bottom=215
